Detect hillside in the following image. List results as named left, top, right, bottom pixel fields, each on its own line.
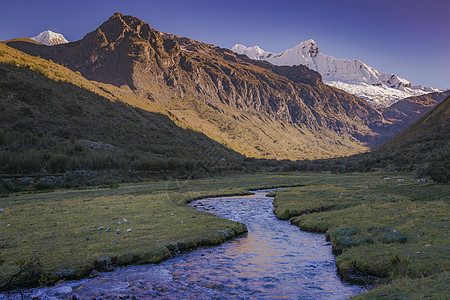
left=375, top=95, right=449, bottom=182
left=311, top=96, right=449, bottom=182
left=0, top=43, right=251, bottom=191
left=6, top=13, right=396, bottom=159
left=381, top=90, right=450, bottom=135
left=382, top=95, right=449, bottom=147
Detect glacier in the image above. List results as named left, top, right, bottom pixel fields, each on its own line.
left=232, top=40, right=440, bottom=108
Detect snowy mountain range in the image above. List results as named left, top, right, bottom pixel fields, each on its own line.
left=232, top=40, right=441, bottom=108
left=31, top=30, right=68, bottom=46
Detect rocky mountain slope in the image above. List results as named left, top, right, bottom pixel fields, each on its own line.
left=381, top=90, right=450, bottom=138
left=0, top=42, right=251, bottom=190
left=31, top=30, right=68, bottom=46
left=7, top=13, right=403, bottom=159
left=232, top=41, right=441, bottom=108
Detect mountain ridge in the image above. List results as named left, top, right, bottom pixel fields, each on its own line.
left=6, top=13, right=422, bottom=159
left=232, top=41, right=441, bottom=108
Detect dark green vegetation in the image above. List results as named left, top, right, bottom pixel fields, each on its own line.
left=0, top=173, right=308, bottom=290
left=280, top=95, right=450, bottom=183
left=271, top=173, right=449, bottom=298
left=0, top=43, right=259, bottom=192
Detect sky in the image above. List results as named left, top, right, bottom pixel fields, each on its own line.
left=1, top=0, right=449, bottom=89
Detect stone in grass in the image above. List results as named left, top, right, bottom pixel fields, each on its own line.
left=86, top=237, right=90, bottom=241
left=106, top=228, right=111, bottom=232
left=127, top=229, right=132, bottom=232
left=98, top=227, right=105, bottom=231
left=118, top=221, right=123, bottom=225
left=0, top=209, right=4, bottom=213
left=52, top=285, right=73, bottom=295
left=123, top=218, right=127, bottom=223
left=89, top=269, right=100, bottom=278
left=116, top=229, right=121, bottom=234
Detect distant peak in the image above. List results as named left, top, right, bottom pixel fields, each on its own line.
left=31, top=30, right=68, bottom=46
left=291, top=39, right=319, bottom=56
left=231, top=44, right=269, bottom=59
left=303, top=39, right=316, bottom=44
left=112, top=12, right=124, bottom=18
left=294, top=39, right=318, bottom=48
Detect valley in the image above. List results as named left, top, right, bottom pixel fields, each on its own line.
left=0, top=9, right=448, bottom=300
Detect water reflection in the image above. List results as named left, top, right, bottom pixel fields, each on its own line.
left=7, top=189, right=364, bottom=299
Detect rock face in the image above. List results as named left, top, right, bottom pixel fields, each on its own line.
left=232, top=41, right=441, bottom=108
left=31, top=30, right=68, bottom=46
left=9, top=13, right=406, bottom=157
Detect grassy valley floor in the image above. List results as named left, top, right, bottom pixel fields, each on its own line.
left=0, top=172, right=448, bottom=299
left=271, top=173, right=449, bottom=299
left=0, top=173, right=306, bottom=289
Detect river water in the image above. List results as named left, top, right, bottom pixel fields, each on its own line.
left=6, top=189, right=364, bottom=299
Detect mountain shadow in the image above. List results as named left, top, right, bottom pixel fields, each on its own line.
left=0, top=61, right=256, bottom=192
left=7, top=13, right=395, bottom=159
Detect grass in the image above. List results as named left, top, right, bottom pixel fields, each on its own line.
left=0, top=173, right=308, bottom=289
left=271, top=173, right=449, bottom=298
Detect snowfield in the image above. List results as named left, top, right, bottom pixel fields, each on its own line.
left=232, top=40, right=440, bottom=107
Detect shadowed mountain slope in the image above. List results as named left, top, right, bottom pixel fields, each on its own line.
left=7, top=13, right=395, bottom=159
left=0, top=43, right=252, bottom=190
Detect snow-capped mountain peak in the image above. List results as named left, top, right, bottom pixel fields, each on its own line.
left=232, top=44, right=267, bottom=59
left=231, top=41, right=441, bottom=107
left=31, top=30, right=68, bottom=46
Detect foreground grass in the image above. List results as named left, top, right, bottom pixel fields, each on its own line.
left=272, top=173, right=449, bottom=298
left=0, top=173, right=307, bottom=289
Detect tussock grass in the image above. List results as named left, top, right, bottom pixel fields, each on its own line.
left=271, top=173, right=449, bottom=297
left=0, top=173, right=307, bottom=289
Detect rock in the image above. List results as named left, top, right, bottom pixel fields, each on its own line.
left=117, top=229, right=121, bottom=234
left=118, top=221, right=123, bottom=225
left=6, top=224, right=10, bottom=227
left=123, top=218, right=127, bottom=223
left=126, top=229, right=132, bottom=232
left=98, top=226, right=105, bottom=230
left=106, top=228, right=111, bottom=232
left=95, top=257, right=114, bottom=272
left=89, top=269, right=100, bottom=278
left=0, top=209, right=4, bottom=213
left=170, top=213, right=174, bottom=216
left=86, top=237, right=90, bottom=241
left=52, top=285, right=73, bottom=295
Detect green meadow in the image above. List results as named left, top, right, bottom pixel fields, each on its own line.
left=0, top=172, right=448, bottom=299
left=0, top=173, right=305, bottom=289
left=272, top=173, right=449, bottom=299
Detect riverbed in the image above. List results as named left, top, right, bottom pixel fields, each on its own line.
left=5, top=189, right=364, bottom=299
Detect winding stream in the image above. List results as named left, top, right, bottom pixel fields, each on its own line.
left=7, top=189, right=364, bottom=299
